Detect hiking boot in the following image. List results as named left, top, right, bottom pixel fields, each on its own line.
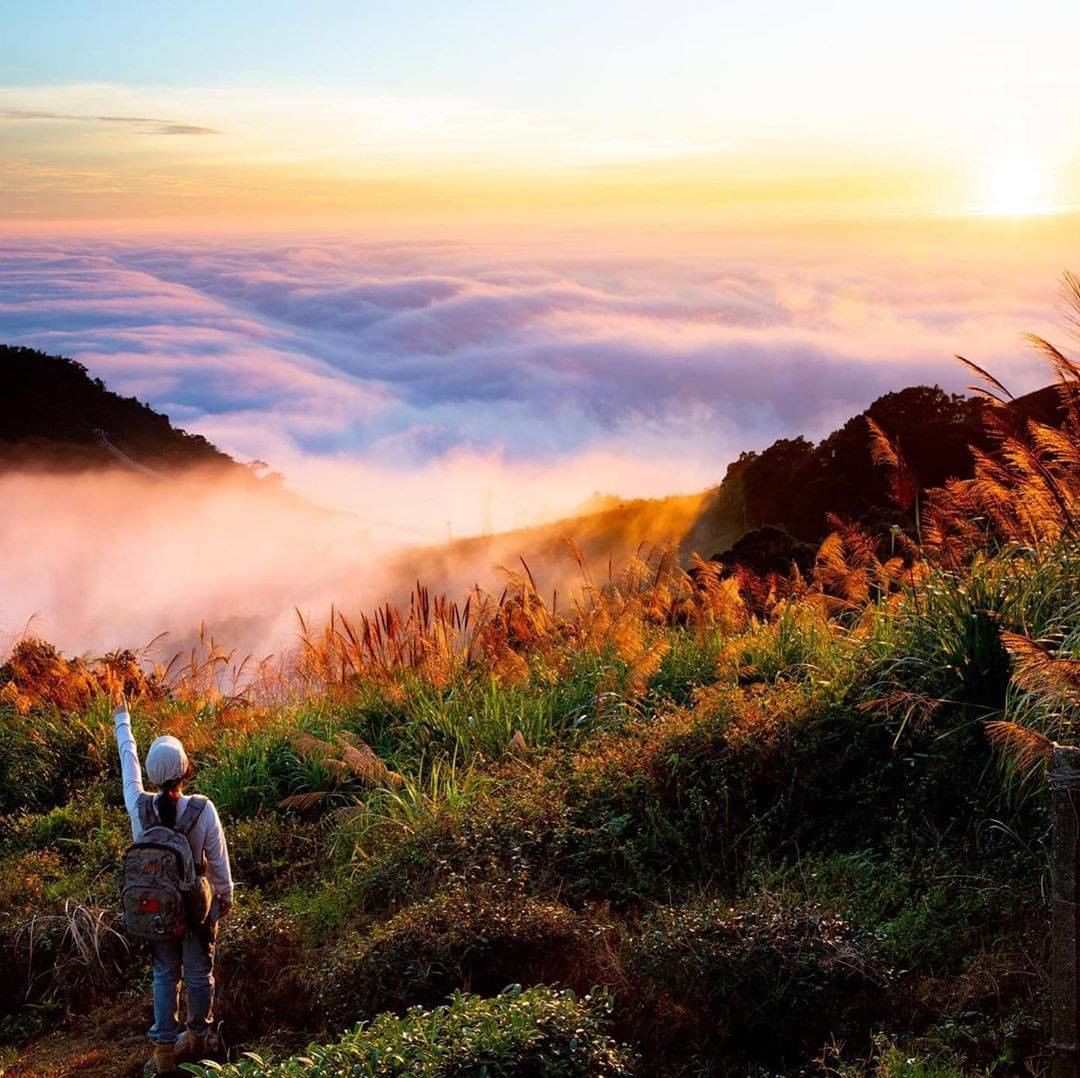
left=176, top=1028, right=209, bottom=1060
left=143, top=1041, right=178, bottom=1075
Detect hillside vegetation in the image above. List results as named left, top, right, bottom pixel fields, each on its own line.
left=1, top=281, right=1079, bottom=1076
left=0, top=346, right=240, bottom=475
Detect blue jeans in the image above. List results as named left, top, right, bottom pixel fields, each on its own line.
left=148, top=906, right=219, bottom=1045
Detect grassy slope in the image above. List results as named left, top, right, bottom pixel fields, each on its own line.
left=2, top=531, right=1076, bottom=1076
left=390, top=491, right=708, bottom=602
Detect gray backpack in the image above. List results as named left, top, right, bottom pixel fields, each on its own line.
left=121, top=794, right=213, bottom=941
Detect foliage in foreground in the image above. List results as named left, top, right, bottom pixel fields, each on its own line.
left=186, top=986, right=633, bottom=1077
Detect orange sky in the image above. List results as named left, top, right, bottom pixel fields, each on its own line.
left=4, top=1, right=1080, bottom=228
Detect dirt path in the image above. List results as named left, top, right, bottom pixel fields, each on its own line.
left=6, top=1001, right=148, bottom=1078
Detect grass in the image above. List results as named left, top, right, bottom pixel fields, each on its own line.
left=3, top=532, right=1069, bottom=1071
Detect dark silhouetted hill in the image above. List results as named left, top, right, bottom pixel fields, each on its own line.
left=0, top=345, right=241, bottom=474
left=683, top=383, right=1064, bottom=567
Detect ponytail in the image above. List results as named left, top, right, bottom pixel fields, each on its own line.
left=155, top=788, right=179, bottom=828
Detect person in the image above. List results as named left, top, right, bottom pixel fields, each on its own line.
left=113, top=700, right=234, bottom=1075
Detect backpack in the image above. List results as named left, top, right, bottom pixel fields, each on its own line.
left=121, top=793, right=214, bottom=941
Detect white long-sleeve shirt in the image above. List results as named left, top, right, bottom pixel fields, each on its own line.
left=114, top=707, right=234, bottom=901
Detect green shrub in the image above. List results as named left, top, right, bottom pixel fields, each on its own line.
left=212, top=894, right=320, bottom=1045
left=0, top=704, right=115, bottom=813
left=550, top=680, right=881, bottom=901
left=826, top=1036, right=967, bottom=1077
left=753, top=850, right=1038, bottom=973
left=318, top=886, right=610, bottom=1028
left=186, top=986, right=634, bottom=1076
left=343, top=780, right=565, bottom=918
left=227, top=814, right=321, bottom=895
left=630, top=893, right=885, bottom=1066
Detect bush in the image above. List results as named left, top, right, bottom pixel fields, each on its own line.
left=0, top=702, right=115, bottom=813
left=550, top=679, right=873, bottom=901
left=186, top=986, right=634, bottom=1076
left=213, top=896, right=320, bottom=1047
left=317, top=886, right=611, bottom=1027
left=630, top=893, right=885, bottom=1066
left=343, top=780, right=566, bottom=919
left=227, top=814, right=320, bottom=895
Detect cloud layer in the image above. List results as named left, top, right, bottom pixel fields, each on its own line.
left=1, top=228, right=1064, bottom=481
left=0, top=224, right=1072, bottom=651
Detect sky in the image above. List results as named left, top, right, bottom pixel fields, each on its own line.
left=2, top=3, right=1080, bottom=651
left=3, top=0, right=1080, bottom=223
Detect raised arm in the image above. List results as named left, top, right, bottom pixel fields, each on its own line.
left=113, top=700, right=145, bottom=822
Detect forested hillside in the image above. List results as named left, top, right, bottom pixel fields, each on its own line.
left=0, top=346, right=240, bottom=474
left=399, top=383, right=1064, bottom=599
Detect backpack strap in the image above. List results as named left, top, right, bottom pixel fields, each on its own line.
left=136, top=792, right=158, bottom=832
left=175, top=795, right=209, bottom=838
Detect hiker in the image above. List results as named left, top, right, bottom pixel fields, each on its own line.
left=113, top=700, right=233, bottom=1075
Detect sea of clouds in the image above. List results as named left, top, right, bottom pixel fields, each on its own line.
left=0, top=225, right=1071, bottom=654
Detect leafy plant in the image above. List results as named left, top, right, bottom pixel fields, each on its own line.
left=185, top=986, right=633, bottom=1076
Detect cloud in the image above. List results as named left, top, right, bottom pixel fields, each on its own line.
left=0, top=108, right=219, bottom=135
left=0, top=228, right=1068, bottom=535
left=0, top=224, right=1073, bottom=652
left=153, top=123, right=219, bottom=136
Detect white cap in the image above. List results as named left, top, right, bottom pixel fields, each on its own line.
left=145, top=735, right=189, bottom=786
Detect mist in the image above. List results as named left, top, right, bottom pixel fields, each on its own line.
left=0, top=459, right=707, bottom=661
left=0, top=466, right=386, bottom=659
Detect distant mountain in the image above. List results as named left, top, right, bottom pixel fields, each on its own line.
left=0, top=345, right=241, bottom=474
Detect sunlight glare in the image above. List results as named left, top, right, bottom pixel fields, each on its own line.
left=978, top=154, right=1051, bottom=216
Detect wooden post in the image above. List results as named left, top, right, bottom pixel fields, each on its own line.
left=1051, top=745, right=1080, bottom=1078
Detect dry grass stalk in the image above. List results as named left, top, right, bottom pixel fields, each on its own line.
left=866, top=416, right=919, bottom=511
left=985, top=720, right=1055, bottom=773
left=925, top=276, right=1080, bottom=559
left=285, top=730, right=404, bottom=813
left=1000, top=631, right=1080, bottom=706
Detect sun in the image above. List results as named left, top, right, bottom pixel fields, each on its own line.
left=977, top=154, right=1053, bottom=216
